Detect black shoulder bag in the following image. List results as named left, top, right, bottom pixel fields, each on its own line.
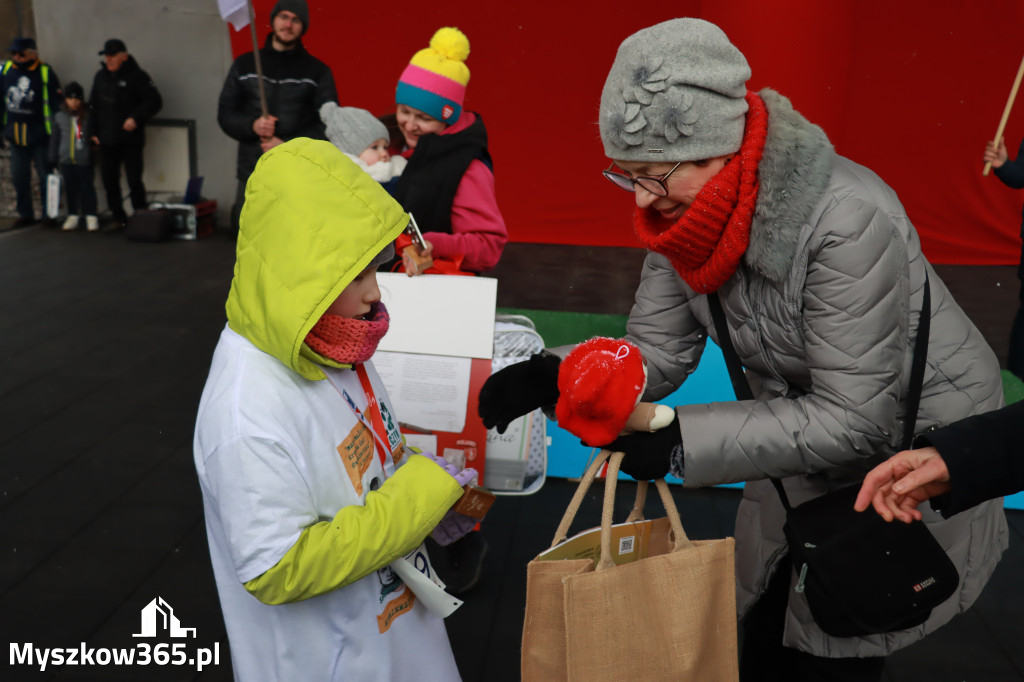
left=708, top=278, right=959, bottom=637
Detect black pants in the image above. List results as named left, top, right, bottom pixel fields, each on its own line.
left=61, top=163, right=98, bottom=216
left=99, top=143, right=146, bottom=221
left=1008, top=237, right=1024, bottom=380
left=10, top=142, right=50, bottom=219
left=230, top=179, right=247, bottom=233
left=739, top=557, right=885, bottom=682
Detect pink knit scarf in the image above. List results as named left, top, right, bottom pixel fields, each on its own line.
left=305, top=302, right=390, bottom=365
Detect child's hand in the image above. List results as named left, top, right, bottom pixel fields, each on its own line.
left=421, top=454, right=479, bottom=546
left=423, top=453, right=478, bottom=487
left=431, top=509, right=477, bottom=546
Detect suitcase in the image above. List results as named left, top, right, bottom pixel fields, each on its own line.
left=149, top=200, right=218, bottom=240
left=125, top=209, right=175, bottom=242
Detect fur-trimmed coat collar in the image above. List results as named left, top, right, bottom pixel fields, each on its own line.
left=744, top=88, right=835, bottom=283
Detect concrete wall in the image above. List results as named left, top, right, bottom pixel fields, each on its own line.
left=31, top=0, right=236, bottom=224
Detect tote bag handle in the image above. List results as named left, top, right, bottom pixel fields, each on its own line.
left=597, top=452, right=694, bottom=569
left=551, top=451, right=695, bottom=564
left=550, top=449, right=612, bottom=547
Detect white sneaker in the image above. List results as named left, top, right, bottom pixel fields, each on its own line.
left=62, top=216, right=79, bottom=231
left=85, top=215, right=99, bottom=232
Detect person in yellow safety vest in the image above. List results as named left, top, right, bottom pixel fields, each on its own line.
left=2, top=37, right=63, bottom=229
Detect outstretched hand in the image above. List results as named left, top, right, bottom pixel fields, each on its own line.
left=853, top=446, right=952, bottom=523
left=478, top=353, right=561, bottom=433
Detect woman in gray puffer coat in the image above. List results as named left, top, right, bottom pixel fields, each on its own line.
left=479, top=18, right=1007, bottom=682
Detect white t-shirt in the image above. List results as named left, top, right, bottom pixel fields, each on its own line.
left=194, top=325, right=460, bottom=681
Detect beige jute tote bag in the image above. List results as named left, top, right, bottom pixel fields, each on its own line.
left=521, top=450, right=738, bottom=681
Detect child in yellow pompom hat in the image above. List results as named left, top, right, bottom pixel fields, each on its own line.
left=381, top=26, right=508, bottom=278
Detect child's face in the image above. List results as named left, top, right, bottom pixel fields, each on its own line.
left=326, top=264, right=381, bottom=319
left=396, top=104, right=446, bottom=149
left=66, top=96, right=82, bottom=111
left=359, top=139, right=390, bottom=166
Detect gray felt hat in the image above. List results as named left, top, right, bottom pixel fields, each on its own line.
left=320, top=103, right=389, bottom=158
left=599, top=18, right=751, bottom=162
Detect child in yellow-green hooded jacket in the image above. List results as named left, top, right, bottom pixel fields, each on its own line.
left=193, top=137, right=475, bottom=681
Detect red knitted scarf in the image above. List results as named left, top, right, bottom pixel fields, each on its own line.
left=305, top=302, right=390, bottom=365
left=633, top=92, right=768, bottom=294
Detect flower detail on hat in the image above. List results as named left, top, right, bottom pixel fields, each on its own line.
left=605, top=99, right=647, bottom=148
left=647, top=89, right=700, bottom=143
left=625, top=56, right=670, bottom=106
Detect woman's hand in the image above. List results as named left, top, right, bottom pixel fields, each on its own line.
left=478, top=353, right=561, bottom=433
left=853, top=446, right=952, bottom=523
left=601, top=413, right=682, bottom=480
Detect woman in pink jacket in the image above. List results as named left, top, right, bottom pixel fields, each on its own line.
left=380, top=26, right=507, bottom=276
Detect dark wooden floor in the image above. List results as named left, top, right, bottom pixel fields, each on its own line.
left=0, top=222, right=1021, bottom=681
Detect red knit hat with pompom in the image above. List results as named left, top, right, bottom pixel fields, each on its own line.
left=555, top=338, right=647, bottom=447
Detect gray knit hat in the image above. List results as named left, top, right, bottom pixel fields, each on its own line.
left=599, top=18, right=751, bottom=162
left=320, top=103, right=389, bottom=158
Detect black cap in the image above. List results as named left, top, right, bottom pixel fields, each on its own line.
left=8, top=37, right=36, bottom=53
left=270, top=0, right=309, bottom=35
left=65, top=81, right=85, bottom=99
left=98, top=38, right=127, bottom=56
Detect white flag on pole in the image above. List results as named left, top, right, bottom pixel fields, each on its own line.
left=217, top=0, right=249, bottom=31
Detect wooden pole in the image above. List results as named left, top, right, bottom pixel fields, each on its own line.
left=984, top=53, right=1024, bottom=176
left=246, top=0, right=269, bottom=118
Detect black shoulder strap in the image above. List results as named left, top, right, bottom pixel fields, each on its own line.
left=707, top=275, right=931, bottom=511
left=901, top=275, right=931, bottom=450
left=707, top=293, right=753, bottom=402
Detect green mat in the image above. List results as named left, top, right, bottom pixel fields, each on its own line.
left=1003, top=370, right=1024, bottom=404
left=496, top=308, right=629, bottom=348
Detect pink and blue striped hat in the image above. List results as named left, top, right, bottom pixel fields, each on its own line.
left=396, top=27, right=470, bottom=125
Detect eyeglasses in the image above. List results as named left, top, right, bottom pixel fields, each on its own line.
left=602, top=161, right=683, bottom=197
left=10, top=51, right=26, bottom=58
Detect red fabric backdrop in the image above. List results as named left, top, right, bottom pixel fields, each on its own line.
left=230, top=1, right=1024, bottom=264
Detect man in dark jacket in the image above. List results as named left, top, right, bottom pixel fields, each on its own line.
left=2, top=37, right=63, bottom=228
left=89, top=38, right=162, bottom=229
left=983, top=137, right=1024, bottom=381
left=217, top=0, right=337, bottom=232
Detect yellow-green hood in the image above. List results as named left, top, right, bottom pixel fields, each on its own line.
left=226, top=138, right=408, bottom=380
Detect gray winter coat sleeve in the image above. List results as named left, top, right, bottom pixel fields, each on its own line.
left=633, top=194, right=914, bottom=488
left=625, top=252, right=708, bottom=399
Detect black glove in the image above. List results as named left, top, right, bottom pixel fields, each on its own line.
left=478, top=352, right=561, bottom=433
left=602, top=413, right=683, bottom=481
